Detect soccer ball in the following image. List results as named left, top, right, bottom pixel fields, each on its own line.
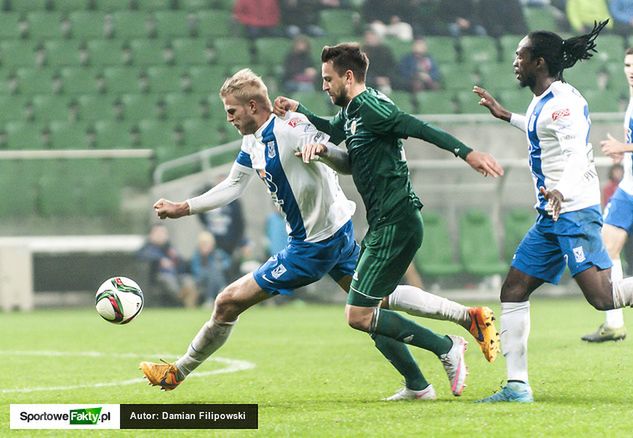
left=95, top=276, right=144, bottom=324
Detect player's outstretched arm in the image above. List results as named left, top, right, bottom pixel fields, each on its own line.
left=296, top=142, right=352, bottom=174
left=464, top=150, right=504, bottom=178
left=601, top=133, right=633, bottom=158
left=273, top=96, right=299, bottom=116
left=154, top=199, right=190, bottom=219
left=473, top=86, right=512, bottom=122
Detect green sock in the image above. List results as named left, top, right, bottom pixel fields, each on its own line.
left=372, top=334, right=428, bottom=390
left=374, top=309, right=453, bottom=356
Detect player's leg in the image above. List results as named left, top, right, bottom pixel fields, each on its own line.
left=582, top=223, right=628, bottom=342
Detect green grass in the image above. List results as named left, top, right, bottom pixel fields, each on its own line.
left=2, top=298, right=633, bottom=437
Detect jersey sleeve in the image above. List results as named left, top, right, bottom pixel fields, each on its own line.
left=235, top=137, right=252, bottom=168
left=282, top=113, right=331, bottom=152
left=296, top=103, right=346, bottom=144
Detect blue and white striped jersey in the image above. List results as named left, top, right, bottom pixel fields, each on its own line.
left=511, top=81, right=600, bottom=214
left=236, top=112, right=355, bottom=243
left=617, top=97, right=633, bottom=195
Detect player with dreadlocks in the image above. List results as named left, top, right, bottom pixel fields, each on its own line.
left=471, top=20, right=633, bottom=402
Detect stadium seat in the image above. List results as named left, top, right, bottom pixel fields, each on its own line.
left=424, top=36, right=458, bottom=64
left=416, top=90, right=456, bottom=114
left=523, top=5, right=559, bottom=32
left=25, top=12, right=67, bottom=40
left=103, top=66, right=143, bottom=94
left=171, top=38, right=212, bottom=65
left=498, top=35, right=520, bottom=63
left=164, top=92, right=209, bottom=120
left=145, top=66, right=185, bottom=93
left=31, top=95, right=73, bottom=122
left=254, top=38, right=293, bottom=71
left=583, top=89, right=621, bottom=113
left=459, top=36, right=499, bottom=64
left=563, top=62, right=603, bottom=91
left=441, top=64, right=477, bottom=90
left=136, top=0, right=174, bottom=10
left=129, top=39, right=171, bottom=66
left=387, top=91, right=416, bottom=114
left=111, top=11, right=152, bottom=39
left=153, top=11, right=193, bottom=38
left=0, top=161, right=37, bottom=218
left=213, top=38, right=252, bottom=66
left=503, top=208, right=534, bottom=262
left=319, top=10, right=358, bottom=37
left=8, top=0, right=49, bottom=13
left=188, top=65, right=229, bottom=93
left=477, top=63, right=519, bottom=90
left=49, top=120, right=91, bottom=149
left=0, top=40, right=40, bottom=69
left=179, top=0, right=213, bottom=11
left=594, top=35, right=625, bottom=63
left=291, top=91, right=333, bottom=116
left=38, top=161, right=84, bottom=217
left=383, top=37, right=412, bottom=63
left=195, top=10, right=232, bottom=37
left=53, top=0, right=91, bottom=12
left=121, top=93, right=162, bottom=122
left=68, top=11, right=108, bottom=39
left=182, top=118, right=218, bottom=149
left=86, top=40, right=127, bottom=67
left=0, top=13, right=24, bottom=39
left=605, top=61, right=629, bottom=94
left=43, top=40, right=85, bottom=68
left=0, top=95, right=29, bottom=122
left=93, top=120, right=136, bottom=148
left=138, top=118, right=178, bottom=149
left=76, top=94, right=118, bottom=121
left=459, top=209, right=508, bottom=276
left=414, top=211, right=463, bottom=277
left=15, top=68, right=58, bottom=95
left=92, top=0, right=132, bottom=12
left=498, top=89, right=531, bottom=113
left=5, top=121, right=47, bottom=149
left=455, top=90, right=489, bottom=114
left=309, top=36, right=331, bottom=64
left=77, top=159, right=122, bottom=216
left=60, top=67, right=101, bottom=94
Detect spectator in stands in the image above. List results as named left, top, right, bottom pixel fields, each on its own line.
left=281, top=35, right=319, bottom=93
left=362, top=28, right=396, bottom=94
left=196, top=178, right=247, bottom=282
left=137, top=224, right=195, bottom=307
left=361, top=0, right=418, bottom=41
left=234, top=0, right=282, bottom=39
left=190, top=231, right=230, bottom=307
left=566, top=0, right=613, bottom=33
left=394, top=37, right=442, bottom=92
left=602, top=163, right=624, bottom=208
left=438, top=0, right=487, bottom=37
left=280, top=0, right=326, bottom=38
left=479, top=0, right=528, bottom=37
left=609, top=0, right=633, bottom=37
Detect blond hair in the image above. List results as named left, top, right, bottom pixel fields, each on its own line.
left=219, top=68, right=272, bottom=111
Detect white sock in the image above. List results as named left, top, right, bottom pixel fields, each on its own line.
left=605, top=259, right=625, bottom=328
left=501, top=301, right=530, bottom=384
left=388, top=285, right=470, bottom=325
left=175, top=317, right=236, bottom=379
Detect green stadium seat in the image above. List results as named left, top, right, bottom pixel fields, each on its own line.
left=195, top=10, right=232, bottom=37
left=441, top=63, right=477, bottom=90
left=153, top=11, right=192, bottom=38
left=0, top=161, right=37, bottom=218
left=53, top=0, right=91, bottom=12
left=25, top=12, right=67, bottom=40
left=384, top=37, right=412, bottom=63
left=563, top=62, right=603, bottom=90
left=93, top=120, right=136, bottom=148
left=68, top=11, right=107, bottom=39
left=503, top=208, right=534, bottom=262
left=136, top=0, right=174, bottom=10
left=0, top=40, right=40, bottom=69
left=31, top=94, right=73, bottom=122
left=416, top=90, right=456, bottom=114
left=145, top=66, right=185, bottom=93
left=60, top=67, right=101, bottom=94
left=8, top=0, right=49, bottom=13
left=594, top=35, right=625, bottom=63
left=49, top=120, right=91, bottom=149
left=103, top=66, right=142, bottom=94
left=188, top=65, right=229, bottom=93
left=478, top=63, right=520, bottom=90
left=5, top=121, right=47, bottom=149
left=111, top=156, right=153, bottom=188
left=38, top=161, right=84, bottom=217
left=414, top=211, right=463, bottom=277
left=179, top=0, right=212, bottom=11
left=43, top=40, right=85, bottom=68
left=523, top=5, right=559, bottom=32
left=291, top=91, right=333, bottom=116
left=499, top=35, right=520, bottom=62
left=182, top=118, right=217, bottom=149
left=424, top=36, right=458, bottom=64
left=605, top=61, right=629, bottom=93
left=92, top=0, right=131, bottom=12
left=319, top=10, right=358, bottom=37
left=308, top=36, right=330, bottom=64
left=583, top=89, right=621, bottom=113
left=0, top=13, right=24, bottom=39
left=455, top=90, right=489, bottom=114
left=138, top=118, right=178, bottom=149
left=387, top=90, right=415, bottom=114
left=498, top=89, right=531, bottom=113
left=15, top=68, right=58, bottom=95
left=129, top=39, right=170, bottom=66
left=111, top=11, right=152, bottom=39
left=254, top=38, right=294, bottom=70
left=86, top=39, right=127, bottom=67
left=459, top=36, right=499, bottom=64
left=213, top=38, right=252, bottom=66
left=76, top=94, right=119, bottom=121
left=75, top=158, right=122, bottom=216
left=171, top=38, right=212, bottom=65
left=164, top=92, right=209, bottom=120
left=121, top=93, right=161, bottom=122
left=0, top=95, right=30, bottom=122
left=459, top=209, right=508, bottom=276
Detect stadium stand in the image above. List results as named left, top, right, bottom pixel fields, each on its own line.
left=459, top=210, right=509, bottom=277
left=503, top=209, right=534, bottom=262
left=413, top=211, right=463, bottom=278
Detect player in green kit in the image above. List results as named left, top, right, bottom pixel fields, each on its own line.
left=275, top=43, right=504, bottom=396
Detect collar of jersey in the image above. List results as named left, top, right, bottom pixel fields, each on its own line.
left=255, top=113, right=276, bottom=142
left=345, top=88, right=370, bottom=117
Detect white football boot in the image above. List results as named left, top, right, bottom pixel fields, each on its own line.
left=383, top=384, right=436, bottom=401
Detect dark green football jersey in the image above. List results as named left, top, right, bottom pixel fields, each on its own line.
left=298, top=87, right=472, bottom=229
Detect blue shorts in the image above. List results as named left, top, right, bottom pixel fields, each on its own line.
left=253, top=220, right=359, bottom=296
left=512, top=205, right=612, bottom=284
left=603, top=188, right=633, bottom=233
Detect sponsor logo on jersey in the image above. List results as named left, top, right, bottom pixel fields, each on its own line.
left=288, top=117, right=302, bottom=128
left=271, top=264, right=287, bottom=279
left=573, top=246, right=586, bottom=263
left=552, top=108, right=570, bottom=121
left=267, top=141, right=276, bottom=158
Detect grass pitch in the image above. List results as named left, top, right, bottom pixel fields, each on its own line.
left=2, top=298, right=633, bottom=437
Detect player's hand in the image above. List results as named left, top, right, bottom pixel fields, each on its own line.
left=539, top=187, right=563, bottom=221
left=273, top=96, right=299, bottom=117
left=465, top=150, right=504, bottom=177
left=153, top=198, right=190, bottom=219
left=473, top=86, right=512, bottom=122
left=600, top=133, right=629, bottom=158
left=295, top=143, right=328, bottom=163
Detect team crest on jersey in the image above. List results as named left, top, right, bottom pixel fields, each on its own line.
left=552, top=108, right=570, bottom=121
left=573, top=246, right=586, bottom=263
left=267, top=141, right=276, bottom=158
left=271, top=264, right=287, bottom=279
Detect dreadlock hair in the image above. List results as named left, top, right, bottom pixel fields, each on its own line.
left=527, top=20, right=609, bottom=81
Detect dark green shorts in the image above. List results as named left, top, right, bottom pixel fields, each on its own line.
left=347, top=209, right=423, bottom=307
